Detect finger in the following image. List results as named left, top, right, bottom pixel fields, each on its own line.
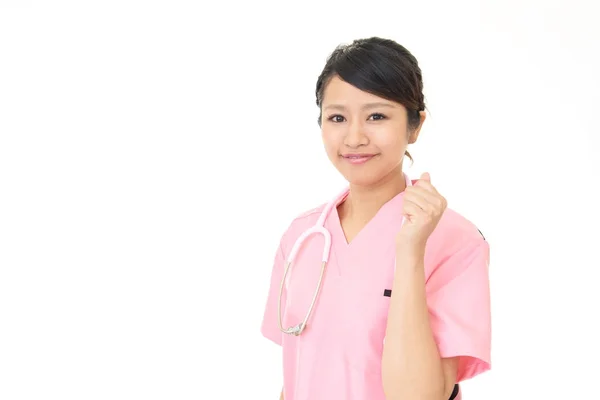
left=405, top=187, right=445, bottom=213
left=404, top=188, right=429, bottom=210
left=406, top=186, right=446, bottom=209
left=414, top=177, right=438, bottom=194
left=402, top=199, right=427, bottom=220
left=419, top=172, right=431, bottom=182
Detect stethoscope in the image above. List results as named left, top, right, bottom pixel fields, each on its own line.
left=277, top=173, right=413, bottom=336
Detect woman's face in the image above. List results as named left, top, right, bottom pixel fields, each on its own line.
left=320, top=75, right=424, bottom=187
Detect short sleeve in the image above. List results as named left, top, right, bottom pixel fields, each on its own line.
left=260, top=242, right=286, bottom=346
left=426, top=239, right=491, bottom=382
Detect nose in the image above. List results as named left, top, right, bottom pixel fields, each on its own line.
left=343, top=120, right=368, bottom=148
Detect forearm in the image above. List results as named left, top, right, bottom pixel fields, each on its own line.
left=381, top=247, right=446, bottom=400
left=280, top=388, right=284, bottom=400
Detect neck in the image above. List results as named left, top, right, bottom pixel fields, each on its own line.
left=339, top=168, right=407, bottom=223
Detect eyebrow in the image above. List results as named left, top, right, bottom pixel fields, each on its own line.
left=322, top=102, right=396, bottom=112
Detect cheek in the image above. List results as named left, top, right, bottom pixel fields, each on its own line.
left=321, top=131, right=341, bottom=156
left=372, top=127, right=408, bottom=154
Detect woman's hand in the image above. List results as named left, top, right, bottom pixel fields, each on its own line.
left=396, top=172, right=447, bottom=252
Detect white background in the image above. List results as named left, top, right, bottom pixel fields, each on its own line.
left=1, top=1, right=598, bottom=399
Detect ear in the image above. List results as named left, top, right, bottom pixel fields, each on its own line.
left=408, top=111, right=426, bottom=144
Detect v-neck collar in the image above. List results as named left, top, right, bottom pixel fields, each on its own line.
left=328, top=189, right=406, bottom=249
left=321, top=174, right=413, bottom=275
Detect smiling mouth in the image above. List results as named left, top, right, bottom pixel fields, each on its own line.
left=340, top=154, right=378, bottom=164
left=342, top=153, right=376, bottom=158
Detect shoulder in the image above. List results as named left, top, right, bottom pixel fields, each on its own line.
left=277, top=202, right=328, bottom=255
left=294, top=204, right=326, bottom=222
left=435, top=207, right=487, bottom=245
left=425, top=207, right=489, bottom=277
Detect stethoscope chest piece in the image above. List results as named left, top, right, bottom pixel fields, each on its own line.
left=288, top=322, right=305, bottom=336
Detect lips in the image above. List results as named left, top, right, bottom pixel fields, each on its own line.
left=342, top=154, right=376, bottom=159
left=341, top=153, right=377, bottom=165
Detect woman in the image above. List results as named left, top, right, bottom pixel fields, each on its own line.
left=260, top=37, right=491, bottom=400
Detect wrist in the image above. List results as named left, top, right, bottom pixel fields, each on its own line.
left=395, top=243, right=425, bottom=264
left=396, top=237, right=426, bottom=254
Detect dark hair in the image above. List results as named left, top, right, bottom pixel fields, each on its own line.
left=315, top=37, right=427, bottom=163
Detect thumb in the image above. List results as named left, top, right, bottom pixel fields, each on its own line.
left=419, top=172, right=431, bottom=182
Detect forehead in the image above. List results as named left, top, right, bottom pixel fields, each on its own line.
left=321, top=75, right=401, bottom=110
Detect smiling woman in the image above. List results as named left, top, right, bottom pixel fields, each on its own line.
left=319, top=76, right=420, bottom=188
left=260, top=37, right=491, bottom=400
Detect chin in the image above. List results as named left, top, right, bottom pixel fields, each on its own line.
left=335, top=161, right=403, bottom=187
left=340, top=170, right=384, bottom=187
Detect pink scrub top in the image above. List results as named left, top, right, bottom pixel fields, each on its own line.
left=261, top=182, right=491, bottom=400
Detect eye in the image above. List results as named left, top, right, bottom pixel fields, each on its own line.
left=327, top=114, right=346, bottom=123
left=368, top=113, right=387, bottom=121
